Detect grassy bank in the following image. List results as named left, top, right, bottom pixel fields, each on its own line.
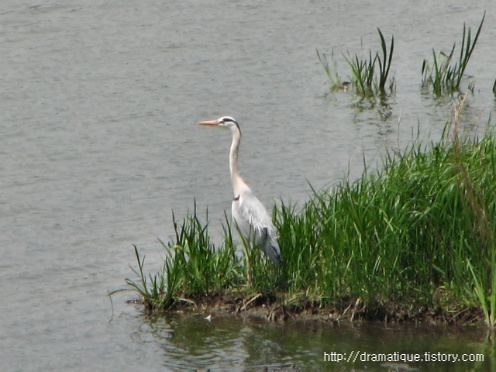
left=126, top=99, right=495, bottom=329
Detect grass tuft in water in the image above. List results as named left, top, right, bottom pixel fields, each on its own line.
left=344, top=28, right=395, bottom=96
left=318, top=28, right=395, bottom=97
left=422, top=13, right=485, bottom=95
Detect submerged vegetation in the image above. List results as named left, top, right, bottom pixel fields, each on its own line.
left=319, top=14, right=487, bottom=98
left=126, top=98, right=496, bottom=329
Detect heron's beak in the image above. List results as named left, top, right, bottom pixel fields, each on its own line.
left=198, top=119, right=220, bottom=126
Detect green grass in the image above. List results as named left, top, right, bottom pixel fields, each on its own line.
left=126, top=100, right=496, bottom=329
left=422, top=13, right=485, bottom=95
left=126, top=208, right=245, bottom=309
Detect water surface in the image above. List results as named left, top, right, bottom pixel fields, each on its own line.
left=1, top=1, right=495, bottom=371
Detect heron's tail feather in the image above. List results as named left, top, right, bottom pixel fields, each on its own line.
left=262, top=237, right=282, bottom=264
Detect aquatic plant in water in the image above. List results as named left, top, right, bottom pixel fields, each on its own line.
left=318, top=28, right=395, bottom=97
left=344, top=28, right=394, bottom=96
left=422, top=13, right=485, bottom=95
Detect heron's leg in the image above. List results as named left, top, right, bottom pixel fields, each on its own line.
left=236, top=227, right=252, bottom=286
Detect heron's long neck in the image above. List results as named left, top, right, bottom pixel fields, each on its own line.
left=229, top=125, right=245, bottom=196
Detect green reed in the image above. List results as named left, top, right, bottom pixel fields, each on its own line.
left=318, top=28, right=395, bottom=96
left=422, top=13, right=485, bottom=95
left=376, top=29, right=394, bottom=93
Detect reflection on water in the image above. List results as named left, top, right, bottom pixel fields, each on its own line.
left=142, top=313, right=493, bottom=371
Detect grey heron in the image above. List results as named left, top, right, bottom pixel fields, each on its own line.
left=199, top=116, right=282, bottom=264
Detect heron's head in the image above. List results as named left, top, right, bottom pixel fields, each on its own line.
left=198, top=116, right=239, bottom=130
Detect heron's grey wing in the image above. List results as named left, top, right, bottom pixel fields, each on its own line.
left=232, top=190, right=282, bottom=264
left=261, top=227, right=282, bottom=264
left=233, top=189, right=273, bottom=236
left=231, top=195, right=253, bottom=240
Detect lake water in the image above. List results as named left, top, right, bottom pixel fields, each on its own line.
left=1, top=1, right=495, bottom=371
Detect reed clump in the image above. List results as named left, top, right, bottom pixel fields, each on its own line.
left=126, top=101, right=496, bottom=328
left=318, top=28, right=395, bottom=96
left=422, top=13, right=485, bottom=95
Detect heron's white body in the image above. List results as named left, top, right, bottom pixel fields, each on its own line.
left=199, top=116, right=282, bottom=264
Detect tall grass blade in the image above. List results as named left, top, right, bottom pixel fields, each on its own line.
left=454, top=12, right=485, bottom=89
left=377, top=28, right=394, bottom=92
left=468, top=261, right=493, bottom=329
left=125, top=245, right=151, bottom=299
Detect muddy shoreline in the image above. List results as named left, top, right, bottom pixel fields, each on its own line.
left=132, top=292, right=485, bottom=327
